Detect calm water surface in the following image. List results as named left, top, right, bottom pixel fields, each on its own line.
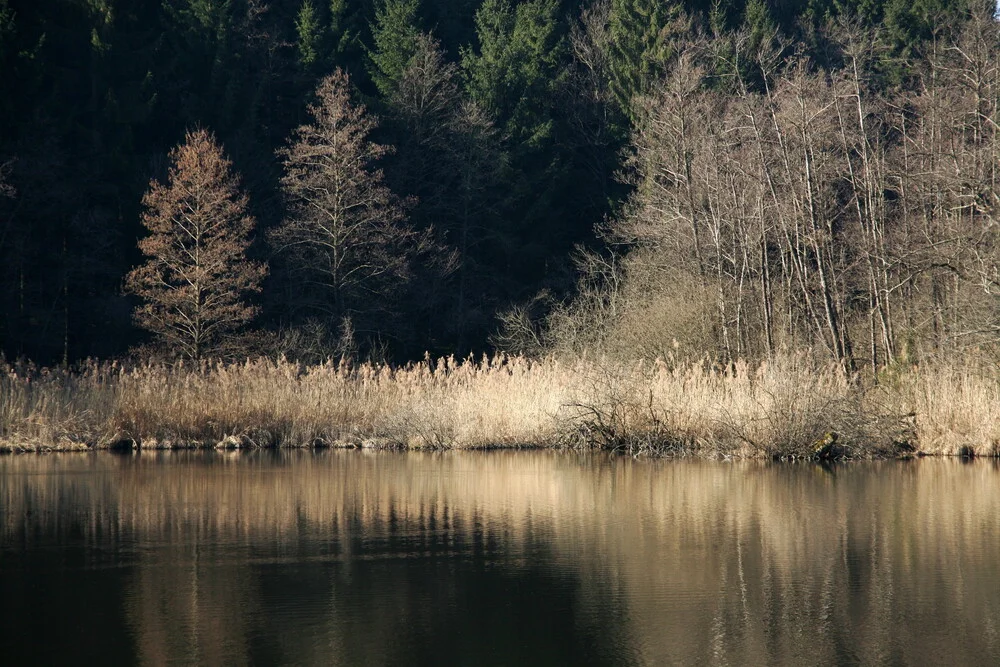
left=2, top=451, right=999, bottom=666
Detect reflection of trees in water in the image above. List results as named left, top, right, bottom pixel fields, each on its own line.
left=248, top=558, right=634, bottom=667
left=2, top=453, right=1000, bottom=664
left=604, top=460, right=1000, bottom=665
left=126, top=555, right=261, bottom=666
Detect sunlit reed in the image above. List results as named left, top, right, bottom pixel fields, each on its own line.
left=0, top=355, right=995, bottom=456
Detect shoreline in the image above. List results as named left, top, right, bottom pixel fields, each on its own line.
left=3, top=354, right=998, bottom=460
left=0, top=442, right=979, bottom=460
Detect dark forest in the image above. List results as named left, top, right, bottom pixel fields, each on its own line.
left=0, top=0, right=992, bottom=365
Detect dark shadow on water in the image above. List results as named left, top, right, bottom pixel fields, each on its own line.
left=244, top=559, right=638, bottom=667
left=0, top=528, right=139, bottom=664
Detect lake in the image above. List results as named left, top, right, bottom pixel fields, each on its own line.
left=2, top=450, right=999, bottom=665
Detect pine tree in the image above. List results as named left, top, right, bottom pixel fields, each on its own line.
left=125, top=129, right=266, bottom=359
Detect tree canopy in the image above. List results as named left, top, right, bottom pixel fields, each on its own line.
left=2, top=0, right=999, bottom=365
left=125, top=129, right=266, bottom=359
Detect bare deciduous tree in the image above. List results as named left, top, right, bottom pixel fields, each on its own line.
left=392, top=32, right=461, bottom=147
left=125, top=129, right=266, bottom=359
left=550, top=12, right=1000, bottom=369
left=271, top=69, right=428, bottom=327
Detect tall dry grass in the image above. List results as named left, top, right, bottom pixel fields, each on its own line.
left=887, top=360, right=1000, bottom=456
left=0, top=355, right=568, bottom=452
left=0, top=353, right=996, bottom=456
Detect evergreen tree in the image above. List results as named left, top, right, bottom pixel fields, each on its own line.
left=882, top=0, right=974, bottom=54
left=743, top=0, right=777, bottom=53
left=3, top=0, right=993, bottom=363
left=369, top=0, right=422, bottom=98
left=328, top=0, right=352, bottom=57
left=462, top=0, right=565, bottom=145
left=462, top=0, right=593, bottom=317
left=159, top=0, right=239, bottom=129
left=296, top=0, right=323, bottom=70
left=708, top=0, right=740, bottom=34
left=606, top=0, right=687, bottom=115
left=423, top=0, right=480, bottom=53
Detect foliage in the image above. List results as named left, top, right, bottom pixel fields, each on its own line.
left=462, top=0, right=565, bottom=145
left=296, top=0, right=323, bottom=69
left=125, top=129, right=267, bottom=359
left=1, top=0, right=998, bottom=365
left=606, top=0, right=687, bottom=114
left=369, top=0, right=422, bottom=98
left=546, top=10, right=1000, bottom=377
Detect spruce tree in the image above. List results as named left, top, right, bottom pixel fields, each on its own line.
left=461, top=0, right=577, bottom=313
left=369, top=0, right=422, bottom=98
left=329, top=0, right=351, bottom=55
left=607, top=0, right=686, bottom=115
left=296, top=0, right=323, bottom=70
left=462, top=0, right=564, bottom=144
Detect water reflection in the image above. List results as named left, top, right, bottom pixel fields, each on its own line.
left=2, top=451, right=999, bottom=665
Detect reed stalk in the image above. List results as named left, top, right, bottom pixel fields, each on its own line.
left=0, top=354, right=993, bottom=457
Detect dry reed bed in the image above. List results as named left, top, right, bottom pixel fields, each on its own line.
left=0, top=355, right=996, bottom=457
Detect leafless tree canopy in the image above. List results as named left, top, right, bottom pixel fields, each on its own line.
left=271, top=68, right=430, bottom=328
left=549, top=11, right=1000, bottom=370
left=125, top=129, right=266, bottom=359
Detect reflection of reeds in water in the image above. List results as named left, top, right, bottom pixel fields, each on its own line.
left=2, top=452, right=999, bottom=664
left=4, top=355, right=1000, bottom=456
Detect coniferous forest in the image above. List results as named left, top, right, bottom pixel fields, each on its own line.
left=1, top=0, right=998, bottom=368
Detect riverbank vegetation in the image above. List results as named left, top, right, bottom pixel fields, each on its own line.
left=6, top=2, right=1000, bottom=457
left=3, top=354, right=998, bottom=458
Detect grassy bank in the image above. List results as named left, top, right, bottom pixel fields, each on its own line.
left=1, top=355, right=997, bottom=458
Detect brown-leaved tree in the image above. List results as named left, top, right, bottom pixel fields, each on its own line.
left=125, top=129, right=267, bottom=359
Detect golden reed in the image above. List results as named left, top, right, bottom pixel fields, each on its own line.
left=0, top=354, right=995, bottom=457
